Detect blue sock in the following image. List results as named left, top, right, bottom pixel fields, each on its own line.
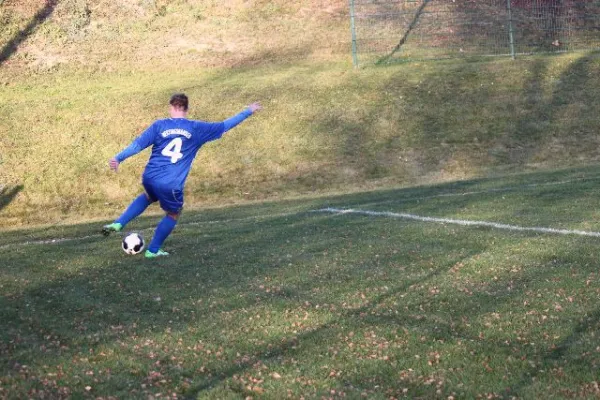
left=115, top=194, right=152, bottom=227
left=148, top=215, right=177, bottom=253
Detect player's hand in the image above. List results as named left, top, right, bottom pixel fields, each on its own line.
left=248, top=102, right=262, bottom=113
left=109, top=158, right=120, bottom=172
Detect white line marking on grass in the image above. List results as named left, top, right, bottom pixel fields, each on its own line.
left=0, top=235, right=98, bottom=250
left=3, top=175, right=600, bottom=249
left=315, top=208, right=600, bottom=238
left=0, top=211, right=304, bottom=250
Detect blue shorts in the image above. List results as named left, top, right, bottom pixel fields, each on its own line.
left=143, top=181, right=184, bottom=214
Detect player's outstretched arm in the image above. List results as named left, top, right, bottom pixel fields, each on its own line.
left=222, top=102, right=262, bottom=133
left=109, top=122, right=157, bottom=172
left=108, top=141, right=143, bottom=172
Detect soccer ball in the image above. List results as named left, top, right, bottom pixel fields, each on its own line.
left=122, top=232, right=145, bottom=255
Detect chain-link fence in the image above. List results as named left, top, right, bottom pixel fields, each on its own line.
left=350, top=0, right=600, bottom=66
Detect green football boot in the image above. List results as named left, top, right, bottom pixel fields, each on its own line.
left=101, top=222, right=123, bottom=236
left=144, top=249, right=170, bottom=258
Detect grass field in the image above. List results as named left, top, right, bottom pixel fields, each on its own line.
left=4, top=2, right=600, bottom=228
left=3, top=165, right=600, bottom=399
left=3, top=53, right=600, bottom=228
left=4, top=2, right=600, bottom=398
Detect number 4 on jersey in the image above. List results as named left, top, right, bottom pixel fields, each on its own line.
left=161, top=137, right=183, bottom=163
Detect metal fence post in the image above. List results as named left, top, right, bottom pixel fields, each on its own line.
left=349, top=0, right=359, bottom=67
left=507, top=0, right=516, bottom=59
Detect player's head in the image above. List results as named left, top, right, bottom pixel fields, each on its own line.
left=169, top=93, right=188, bottom=112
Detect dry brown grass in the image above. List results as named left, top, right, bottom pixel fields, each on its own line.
left=2, top=2, right=600, bottom=228
left=0, top=0, right=349, bottom=75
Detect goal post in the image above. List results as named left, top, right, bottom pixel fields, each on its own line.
left=349, top=0, right=600, bottom=66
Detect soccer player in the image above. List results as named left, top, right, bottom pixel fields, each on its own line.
left=102, top=93, right=262, bottom=258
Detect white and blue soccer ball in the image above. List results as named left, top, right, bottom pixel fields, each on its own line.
left=122, top=232, right=145, bottom=255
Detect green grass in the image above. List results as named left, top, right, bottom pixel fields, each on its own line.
left=3, top=53, right=600, bottom=227
left=3, top=165, right=600, bottom=399
left=4, top=2, right=600, bottom=397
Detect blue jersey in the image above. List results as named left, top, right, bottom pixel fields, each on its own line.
left=134, top=118, right=225, bottom=189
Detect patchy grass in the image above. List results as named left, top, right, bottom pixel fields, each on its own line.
left=3, top=1, right=600, bottom=228
left=0, top=0, right=348, bottom=73
left=2, top=166, right=600, bottom=399
left=3, top=53, right=600, bottom=227
left=3, top=2, right=600, bottom=398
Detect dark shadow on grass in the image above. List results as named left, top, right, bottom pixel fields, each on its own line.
left=0, top=184, right=23, bottom=212
left=0, top=199, right=489, bottom=398
left=182, top=243, right=482, bottom=398
left=184, top=220, right=598, bottom=398
left=373, top=52, right=600, bottom=181
left=0, top=0, right=60, bottom=66
left=139, top=50, right=600, bottom=200
left=502, top=51, right=600, bottom=167
left=377, top=0, right=431, bottom=65
left=338, top=237, right=600, bottom=398
left=501, top=297, right=600, bottom=397
left=3, top=175, right=600, bottom=397
left=367, top=1, right=592, bottom=64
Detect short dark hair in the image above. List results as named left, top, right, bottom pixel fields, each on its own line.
left=170, top=93, right=188, bottom=111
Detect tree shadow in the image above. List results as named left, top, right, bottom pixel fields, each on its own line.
left=231, top=51, right=600, bottom=195
left=181, top=220, right=600, bottom=398
left=381, top=51, right=600, bottom=178
left=0, top=200, right=489, bottom=398
left=377, top=0, right=432, bottom=64
left=182, top=241, right=486, bottom=398
left=3, top=174, right=600, bottom=397
left=504, top=306, right=600, bottom=397
left=0, top=184, right=23, bottom=212
left=365, top=0, right=598, bottom=64
left=502, top=51, right=600, bottom=167
left=0, top=0, right=59, bottom=66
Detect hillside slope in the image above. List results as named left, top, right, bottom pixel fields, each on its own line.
left=1, top=1, right=600, bottom=227
left=0, top=0, right=348, bottom=74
